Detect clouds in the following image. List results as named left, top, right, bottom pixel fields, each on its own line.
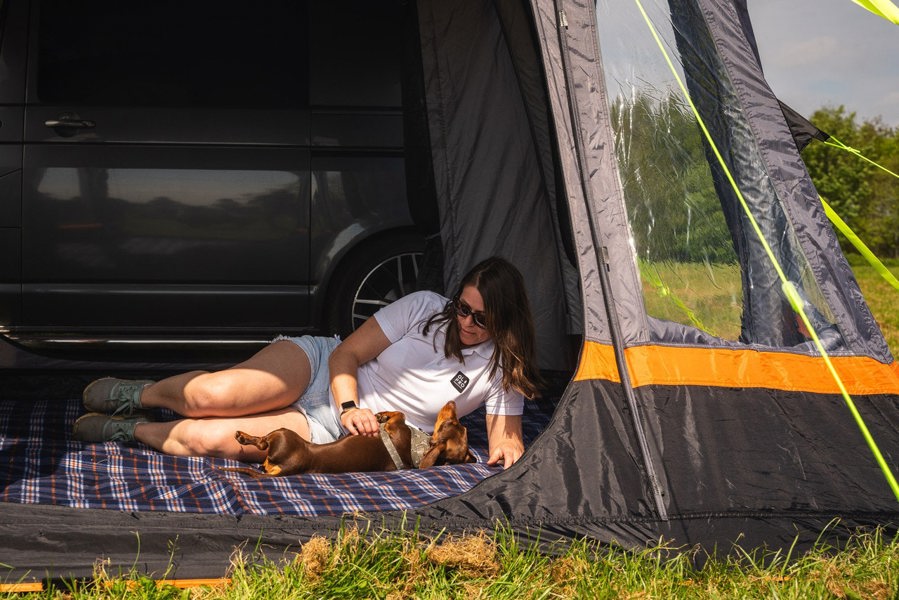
left=748, top=0, right=899, bottom=126
left=775, top=37, right=841, bottom=70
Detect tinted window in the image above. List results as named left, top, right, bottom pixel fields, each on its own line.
left=308, top=1, right=403, bottom=107
left=37, top=0, right=308, bottom=107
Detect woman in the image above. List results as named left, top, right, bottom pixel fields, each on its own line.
left=73, top=256, right=542, bottom=469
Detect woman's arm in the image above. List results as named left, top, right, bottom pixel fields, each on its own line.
left=329, top=316, right=392, bottom=437
left=485, top=414, right=524, bottom=469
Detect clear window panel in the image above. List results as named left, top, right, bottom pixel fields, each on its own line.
left=594, top=0, right=839, bottom=349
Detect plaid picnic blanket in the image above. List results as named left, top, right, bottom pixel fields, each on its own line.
left=0, top=376, right=553, bottom=517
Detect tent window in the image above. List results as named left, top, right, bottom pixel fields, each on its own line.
left=594, top=0, right=838, bottom=349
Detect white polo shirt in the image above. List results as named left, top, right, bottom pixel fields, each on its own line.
left=356, top=291, right=525, bottom=432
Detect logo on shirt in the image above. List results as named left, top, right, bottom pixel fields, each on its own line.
left=450, top=371, right=470, bottom=393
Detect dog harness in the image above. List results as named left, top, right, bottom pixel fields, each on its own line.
left=379, top=423, right=432, bottom=469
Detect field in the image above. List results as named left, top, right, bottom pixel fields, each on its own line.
left=853, top=262, right=899, bottom=354
left=4, top=263, right=898, bottom=599
left=641, top=260, right=899, bottom=354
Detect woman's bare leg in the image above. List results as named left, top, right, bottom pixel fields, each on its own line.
left=133, top=407, right=313, bottom=461
left=139, top=340, right=312, bottom=418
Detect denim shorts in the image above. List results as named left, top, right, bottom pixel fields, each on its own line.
left=274, top=334, right=344, bottom=443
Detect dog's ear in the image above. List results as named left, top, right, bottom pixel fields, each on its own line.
left=418, top=442, right=446, bottom=469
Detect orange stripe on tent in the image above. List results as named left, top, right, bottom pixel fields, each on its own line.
left=0, top=580, right=232, bottom=593
left=575, top=341, right=899, bottom=395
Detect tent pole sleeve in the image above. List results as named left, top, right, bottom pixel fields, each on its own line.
left=554, top=0, right=669, bottom=520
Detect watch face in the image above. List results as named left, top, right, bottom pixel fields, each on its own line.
left=341, top=401, right=357, bottom=411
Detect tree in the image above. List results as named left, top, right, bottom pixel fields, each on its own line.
left=612, top=92, right=735, bottom=264
left=801, top=106, right=899, bottom=258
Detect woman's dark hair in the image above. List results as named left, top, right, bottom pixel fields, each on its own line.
left=424, top=256, right=542, bottom=399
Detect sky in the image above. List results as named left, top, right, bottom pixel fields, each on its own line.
left=747, top=1, right=899, bottom=127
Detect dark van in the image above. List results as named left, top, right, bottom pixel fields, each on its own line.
left=0, top=0, right=437, bottom=366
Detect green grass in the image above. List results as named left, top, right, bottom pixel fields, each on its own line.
left=7, top=525, right=897, bottom=599
left=852, top=263, right=899, bottom=356
left=640, top=259, right=899, bottom=355
left=640, top=260, right=743, bottom=340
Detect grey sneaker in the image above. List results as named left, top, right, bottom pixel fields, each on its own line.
left=72, top=412, right=152, bottom=443
left=82, top=377, right=155, bottom=416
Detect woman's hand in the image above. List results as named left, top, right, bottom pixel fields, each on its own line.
left=487, top=439, right=524, bottom=469
left=340, top=407, right=380, bottom=437
left=486, top=414, right=524, bottom=469
left=330, top=317, right=392, bottom=438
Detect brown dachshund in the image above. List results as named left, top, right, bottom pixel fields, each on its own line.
left=224, top=400, right=475, bottom=477
left=420, top=399, right=476, bottom=467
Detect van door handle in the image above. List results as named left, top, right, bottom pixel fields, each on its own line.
left=44, top=117, right=96, bottom=129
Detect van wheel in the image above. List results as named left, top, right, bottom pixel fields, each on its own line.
left=327, top=235, right=425, bottom=337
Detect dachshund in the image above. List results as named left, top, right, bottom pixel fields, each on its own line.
left=223, top=400, right=475, bottom=477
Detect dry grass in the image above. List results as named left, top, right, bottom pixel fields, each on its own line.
left=425, top=531, right=501, bottom=578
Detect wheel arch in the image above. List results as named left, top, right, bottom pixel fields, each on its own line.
left=313, top=226, right=426, bottom=333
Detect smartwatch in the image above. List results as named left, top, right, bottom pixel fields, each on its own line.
left=339, top=401, right=358, bottom=415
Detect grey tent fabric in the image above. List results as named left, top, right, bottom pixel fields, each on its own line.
left=411, top=0, right=898, bottom=543
left=725, top=0, right=890, bottom=360
left=417, top=0, right=578, bottom=370
left=672, top=0, right=825, bottom=348
left=778, top=101, right=832, bottom=152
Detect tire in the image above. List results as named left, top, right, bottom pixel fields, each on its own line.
left=326, top=234, right=425, bottom=337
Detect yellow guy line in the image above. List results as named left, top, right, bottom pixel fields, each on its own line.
left=851, top=0, right=899, bottom=25
left=820, top=195, right=899, bottom=292
left=824, top=136, right=899, bottom=180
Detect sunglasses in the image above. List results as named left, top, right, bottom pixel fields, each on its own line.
left=453, top=297, right=488, bottom=329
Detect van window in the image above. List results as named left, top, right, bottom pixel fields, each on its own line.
left=36, top=0, right=308, bottom=108
left=307, top=1, right=403, bottom=108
